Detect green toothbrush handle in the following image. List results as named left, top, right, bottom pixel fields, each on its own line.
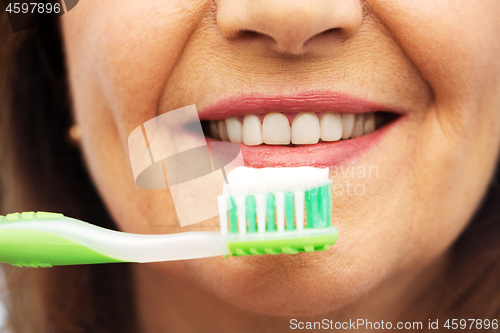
left=0, top=212, right=124, bottom=267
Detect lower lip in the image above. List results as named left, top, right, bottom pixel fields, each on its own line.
left=206, top=115, right=403, bottom=168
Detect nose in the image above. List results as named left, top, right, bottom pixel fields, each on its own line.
left=216, top=0, right=364, bottom=55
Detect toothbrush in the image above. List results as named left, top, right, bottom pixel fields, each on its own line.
left=0, top=167, right=337, bottom=268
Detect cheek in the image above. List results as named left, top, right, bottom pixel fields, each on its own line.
left=370, top=0, right=500, bottom=136
left=63, top=0, right=209, bottom=141
left=370, top=0, right=500, bottom=89
left=370, top=0, right=500, bottom=238
left=61, top=1, right=211, bottom=233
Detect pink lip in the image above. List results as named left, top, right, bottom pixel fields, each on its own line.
left=199, top=91, right=405, bottom=120
left=200, top=92, right=405, bottom=168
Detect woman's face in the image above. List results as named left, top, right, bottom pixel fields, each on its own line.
left=61, top=0, right=500, bottom=316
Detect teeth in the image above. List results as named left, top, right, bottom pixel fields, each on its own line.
left=364, top=113, right=375, bottom=134
left=218, top=120, right=229, bottom=141
left=320, top=113, right=342, bottom=142
left=352, top=114, right=365, bottom=138
left=262, top=112, right=291, bottom=145
left=341, top=114, right=355, bottom=139
left=225, top=117, right=243, bottom=143
left=291, top=112, right=320, bottom=145
left=211, top=112, right=380, bottom=145
left=210, top=121, right=220, bottom=140
left=242, top=115, right=263, bottom=146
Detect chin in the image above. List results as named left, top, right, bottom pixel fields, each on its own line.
left=156, top=245, right=386, bottom=317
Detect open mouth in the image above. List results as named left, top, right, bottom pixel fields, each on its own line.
left=201, top=111, right=397, bottom=146
left=199, top=92, right=404, bottom=168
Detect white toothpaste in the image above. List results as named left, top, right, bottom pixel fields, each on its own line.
left=222, top=166, right=330, bottom=198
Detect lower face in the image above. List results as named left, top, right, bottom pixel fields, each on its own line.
left=61, top=0, right=500, bottom=316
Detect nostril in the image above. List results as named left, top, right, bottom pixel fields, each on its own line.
left=240, top=30, right=262, bottom=38
left=236, top=29, right=275, bottom=43
left=320, top=28, right=339, bottom=36
left=315, top=27, right=342, bottom=40
left=303, top=27, right=343, bottom=47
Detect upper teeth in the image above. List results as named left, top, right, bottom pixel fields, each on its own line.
left=210, top=112, right=377, bottom=146
left=262, top=112, right=290, bottom=144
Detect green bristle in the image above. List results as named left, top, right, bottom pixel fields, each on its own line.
left=285, top=192, right=295, bottom=230
left=316, top=186, right=326, bottom=228
left=229, top=197, right=238, bottom=233
left=246, top=195, right=257, bottom=233
left=305, top=186, right=331, bottom=229
left=317, top=187, right=323, bottom=228
left=266, top=193, right=275, bottom=231
left=320, top=185, right=329, bottom=228
left=310, top=188, right=319, bottom=228
left=305, top=190, right=312, bottom=228
left=327, top=184, right=332, bottom=226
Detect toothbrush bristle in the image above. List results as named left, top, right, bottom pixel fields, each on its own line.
left=219, top=183, right=332, bottom=234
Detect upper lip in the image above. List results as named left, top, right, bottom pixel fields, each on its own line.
left=198, top=91, right=405, bottom=120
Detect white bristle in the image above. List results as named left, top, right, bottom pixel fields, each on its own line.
left=236, top=196, right=246, bottom=234
left=294, top=191, right=305, bottom=230
left=217, top=196, right=228, bottom=234
left=255, top=194, right=267, bottom=233
left=275, top=192, right=285, bottom=232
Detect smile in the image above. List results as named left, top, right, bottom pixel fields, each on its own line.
left=199, top=92, right=403, bottom=168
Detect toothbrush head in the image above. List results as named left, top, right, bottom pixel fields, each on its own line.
left=217, top=167, right=337, bottom=257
